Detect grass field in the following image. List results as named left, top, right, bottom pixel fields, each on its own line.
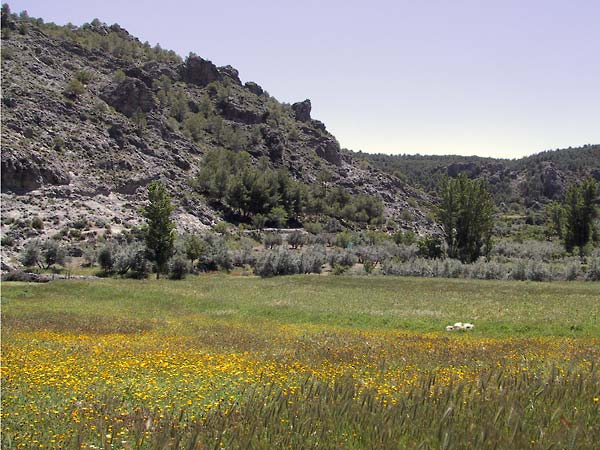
left=2, top=275, right=600, bottom=449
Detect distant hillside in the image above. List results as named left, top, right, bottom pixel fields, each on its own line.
left=1, top=9, right=436, bottom=261
left=355, top=145, right=600, bottom=209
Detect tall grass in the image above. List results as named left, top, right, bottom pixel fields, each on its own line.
left=4, top=367, right=596, bottom=449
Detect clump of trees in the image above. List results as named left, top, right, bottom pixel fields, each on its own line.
left=20, top=239, right=68, bottom=269
left=196, top=150, right=303, bottom=227
left=437, top=174, right=495, bottom=263
left=195, top=149, right=384, bottom=227
left=544, top=178, right=599, bottom=254
left=31, top=15, right=181, bottom=64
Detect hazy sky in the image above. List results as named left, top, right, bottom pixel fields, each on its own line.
left=7, top=0, right=600, bottom=158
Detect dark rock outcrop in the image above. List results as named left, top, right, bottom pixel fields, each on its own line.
left=180, top=56, right=221, bottom=86
left=142, top=61, right=179, bottom=82
left=261, top=127, right=286, bottom=161
left=123, top=66, right=154, bottom=87
left=244, top=81, right=264, bottom=96
left=315, top=138, right=342, bottom=166
left=447, top=162, right=481, bottom=178
left=292, top=99, right=312, bottom=122
left=101, top=77, right=155, bottom=117
left=107, top=123, right=127, bottom=148
left=1, top=155, right=70, bottom=193
left=219, top=96, right=269, bottom=124
left=218, top=65, right=241, bottom=85
left=541, top=163, right=565, bottom=199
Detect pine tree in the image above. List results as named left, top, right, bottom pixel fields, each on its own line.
left=143, top=181, right=175, bottom=279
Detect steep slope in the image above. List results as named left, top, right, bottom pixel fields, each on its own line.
left=1, top=14, right=435, bottom=261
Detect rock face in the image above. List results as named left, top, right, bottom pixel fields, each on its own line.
left=292, top=99, right=312, bottom=122
left=219, top=96, right=269, bottom=124
left=218, top=65, right=241, bottom=85
left=447, top=162, right=481, bottom=178
left=1, top=15, right=440, bottom=267
left=261, top=127, right=287, bottom=161
left=315, top=139, right=342, bottom=166
left=180, top=56, right=221, bottom=86
left=244, top=81, right=264, bottom=96
left=123, top=66, right=154, bottom=87
left=541, top=163, right=565, bottom=199
left=1, top=153, right=69, bottom=193
left=101, top=77, right=155, bottom=117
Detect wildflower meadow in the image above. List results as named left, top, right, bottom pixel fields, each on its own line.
left=2, top=275, right=599, bottom=449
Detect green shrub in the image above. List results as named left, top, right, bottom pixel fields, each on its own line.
left=52, top=136, right=65, bottom=150
left=41, top=240, right=67, bottom=269
left=303, top=222, right=323, bottom=234
left=363, top=260, right=375, bottom=274
left=213, top=222, right=229, bottom=234
left=98, top=245, right=114, bottom=272
left=299, top=246, right=326, bottom=274
left=30, top=217, right=44, bottom=230
left=64, top=78, right=85, bottom=98
left=1, top=234, right=15, bottom=247
left=268, top=207, right=288, bottom=228
left=287, top=230, right=306, bottom=249
left=564, top=261, right=581, bottom=281
left=74, top=70, right=93, bottom=84
left=252, top=214, right=268, bottom=230
left=328, top=250, right=357, bottom=269
left=332, top=264, right=348, bottom=275
left=254, top=248, right=300, bottom=277
left=586, top=257, right=600, bottom=281
left=197, top=235, right=232, bottom=272
left=168, top=255, right=190, bottom=280
left=263, top=233, right=283, bottom=249
left=20, top=241, right=41, bottom=268
left=263, top=233, right=282, bottom=249
left=113, top=69, right=126, bottom=82
left=113, top=243, right=149, bottom=278
left=417, top=236, right=444, bottom=259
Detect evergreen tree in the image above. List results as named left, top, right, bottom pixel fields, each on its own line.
left=564, top=178, right=598, bottom=253
left=437, top=174, right=495, bottom=263
left=143, top=181, right=175, bottom=279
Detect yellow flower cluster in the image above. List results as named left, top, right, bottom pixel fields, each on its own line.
left=2, top=326, right=598, bottom=449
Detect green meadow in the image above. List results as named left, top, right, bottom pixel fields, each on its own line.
left=2, top=276, right=599, bottom=449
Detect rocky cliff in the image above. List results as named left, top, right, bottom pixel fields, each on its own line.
left=1, top=15, right=435, bottom=263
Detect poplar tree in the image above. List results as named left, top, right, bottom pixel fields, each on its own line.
left=143, top=181, right=175, bottom=279
left=564, top=178, right=598, bottom=253
left=437, top=174, right=495, bottom=263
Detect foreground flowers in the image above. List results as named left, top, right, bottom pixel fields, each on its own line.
left=2, top=324, right=599, bottom=449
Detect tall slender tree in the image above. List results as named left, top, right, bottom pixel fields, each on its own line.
left=437, top=174, right=495, bottom=263
left=143, top=181, right=175, bottom=279
left=564, top=178, right=598, bottom=253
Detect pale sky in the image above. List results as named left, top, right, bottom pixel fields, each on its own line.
left=7, top=0, right=600, bottom=158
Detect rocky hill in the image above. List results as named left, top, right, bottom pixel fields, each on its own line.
left=356, top=145, right=600, bottom=210
left=1, top=12, right=435, bottom=263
